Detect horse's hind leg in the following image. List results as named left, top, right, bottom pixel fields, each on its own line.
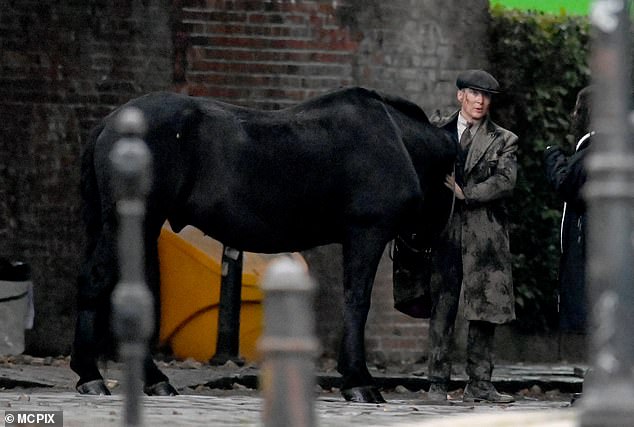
left=143, top=354, right=177, bottom=396
left=71, top=225, right=118, bottom=395
left=338, top=226, right=391, bottom=403
left=140, top=218, right=178, bottom=396
left=71, top=307, right=111, bottom=395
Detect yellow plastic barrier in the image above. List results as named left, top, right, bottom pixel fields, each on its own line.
left=158, top=223, right=304, bottom=362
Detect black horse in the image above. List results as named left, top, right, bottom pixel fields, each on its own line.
left=72, top=86, right=456, bottom=403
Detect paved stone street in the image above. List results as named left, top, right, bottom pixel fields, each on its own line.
left=0, top=358, right=584, bottom=426
left=0, top=392, right=578, bottom=427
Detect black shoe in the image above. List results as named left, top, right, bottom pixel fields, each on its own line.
left=463, top=380, right=514, bottom=403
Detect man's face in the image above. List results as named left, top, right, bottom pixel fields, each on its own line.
left=457, top=88, right=491, bottom=121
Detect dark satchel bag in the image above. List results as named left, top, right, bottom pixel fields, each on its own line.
left=392, top=234, right=433, bottom=318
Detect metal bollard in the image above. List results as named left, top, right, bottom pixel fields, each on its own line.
left=210, top=246, right=245, bottom=366
left=259, top=257, right=318, bottom=427
left=110, top=107, right=154, bottom=427
left=581, top=1, right=634, bottom=426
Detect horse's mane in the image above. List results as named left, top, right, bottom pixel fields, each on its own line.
left=230, top=86, right=429, bottom=130
left=306, top=87, right=430, bottom=125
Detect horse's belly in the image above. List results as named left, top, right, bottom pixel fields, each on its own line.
left=180, top=196, right=342, bottom=253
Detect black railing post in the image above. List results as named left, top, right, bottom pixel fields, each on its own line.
left=209, top=246, right=245, bottom=366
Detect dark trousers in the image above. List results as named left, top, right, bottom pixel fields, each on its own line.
left=427, top=213, right=496, bottom=387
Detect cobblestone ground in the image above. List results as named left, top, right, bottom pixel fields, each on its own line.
left=0, top=392, right=577, bottom=427
left=0, top=355, right=581, bottom=426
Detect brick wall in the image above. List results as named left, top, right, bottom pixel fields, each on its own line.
left=0, top=0, right=490, bottom=362
left=172, top=0, right=360, bottom=108
left=172, top=0, right=490, bottom=114
left=0, top=0, right=174, bottom=354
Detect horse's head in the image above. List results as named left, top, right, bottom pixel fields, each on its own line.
left=377, top=92, right=457, bottom=181
left=425, top=126, right=458, bottom=179
left=397, top=121, right=457, bottom=250
left=374, top=92, right=458, bottom=241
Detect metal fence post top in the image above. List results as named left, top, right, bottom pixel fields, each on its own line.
left=109, top=108, right=153, bottom=200
left=115, top=106, right=147, bottom=137
left=261, top=257, right=315, bottom=292
left=110, top=138, right=152, bottom=173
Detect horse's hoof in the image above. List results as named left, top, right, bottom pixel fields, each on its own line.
left=144, top=381, right=179, bottom=396
left=341, top=386, right=386, bottom=403
left=76, top=379, right=111, bottom=395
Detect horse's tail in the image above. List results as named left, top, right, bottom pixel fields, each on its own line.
left=79, top=123, right=105, bottom=260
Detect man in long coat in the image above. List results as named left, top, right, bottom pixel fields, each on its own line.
left=427, top=70, right=517, bottom=403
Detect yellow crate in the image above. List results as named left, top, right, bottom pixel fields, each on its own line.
left=158, top=223, right=289, bottom=362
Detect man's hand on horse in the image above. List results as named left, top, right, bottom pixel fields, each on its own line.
left=444, top=173, right=465, bottom=200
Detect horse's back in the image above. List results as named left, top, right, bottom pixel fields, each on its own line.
left=180, top=88, right=424, bottom=250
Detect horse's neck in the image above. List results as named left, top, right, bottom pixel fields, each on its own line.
left=401, top=130, right=437, bottom=178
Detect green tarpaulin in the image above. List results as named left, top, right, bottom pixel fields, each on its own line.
left=490, top=0, right=591, bottom=15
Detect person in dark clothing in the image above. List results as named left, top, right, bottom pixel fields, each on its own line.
left=544, top=85, right=594, bottom=334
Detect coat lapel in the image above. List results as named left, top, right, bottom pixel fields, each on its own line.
left=464, top=118, right=499, bottom=177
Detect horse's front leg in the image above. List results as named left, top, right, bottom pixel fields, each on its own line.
left=338, top=227, right=390, bottom=403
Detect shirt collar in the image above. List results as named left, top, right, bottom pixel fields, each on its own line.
left=458, top=113, right=481, bottom=136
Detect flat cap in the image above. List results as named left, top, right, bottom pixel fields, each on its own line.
left=456, top=69, right=501, bottom=94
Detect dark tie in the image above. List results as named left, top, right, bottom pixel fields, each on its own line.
left=460, top=122, right=473, bottom=149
